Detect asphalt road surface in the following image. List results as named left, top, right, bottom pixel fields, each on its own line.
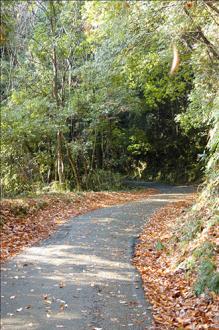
left=1, top=183, right=194, bottom=330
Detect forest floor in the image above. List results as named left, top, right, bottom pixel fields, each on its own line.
left=134, top=200, right=219, bottom=329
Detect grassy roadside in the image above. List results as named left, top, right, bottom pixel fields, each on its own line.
left=0, top=188, right=158, bottom=263
left=133, top=195, right=219, bottom=329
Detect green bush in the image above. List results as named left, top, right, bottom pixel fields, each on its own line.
left=208, top=272, right=219, bottom=293
left=193, top=242, right=215, bottom=259
left=181, top=219, right=204, bottom=241
left=42, top=181, right=70, bottom=193
left=195, top=259, right=218, bottom=295
left=86, top=170, right=124, bottom=191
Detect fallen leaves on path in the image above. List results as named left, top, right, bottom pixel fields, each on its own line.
left=133, top=196, right=219, bottom=329
left=0, top=189, right=158, bottom=263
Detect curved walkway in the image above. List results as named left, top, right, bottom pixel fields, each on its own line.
left=1, top=184, right=194, bottom=330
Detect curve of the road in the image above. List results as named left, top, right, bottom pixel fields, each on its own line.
left=1, top=183, right=195, bottom=330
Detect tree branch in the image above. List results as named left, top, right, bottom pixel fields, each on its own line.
left=184, top=7, right=219, bottom=60
left=205, top=0, right=219, bottom=15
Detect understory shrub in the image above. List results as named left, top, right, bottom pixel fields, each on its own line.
left=86, top=170, right=124, bottom=191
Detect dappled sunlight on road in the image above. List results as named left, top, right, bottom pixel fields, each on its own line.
left=16, top=245, right=130, bottom=269
left=1, top=187, right=194, bottom=330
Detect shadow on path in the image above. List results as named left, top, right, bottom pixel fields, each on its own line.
left=1, top=184, right=195, bottom=330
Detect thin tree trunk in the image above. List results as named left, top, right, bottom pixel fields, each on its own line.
left=90, top=128, right=97, bottom=171
left=49, top=2, right=66, bottom=185
left=66, top=143, right=81, bottom=191
left=49, top=2, right=60, bottom=106
left=60, top=132, right=81, bottom=190
left=57, top=130, right=65, bottom=184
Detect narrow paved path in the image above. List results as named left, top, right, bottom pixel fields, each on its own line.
left=1, top=184, right=194, bottom=330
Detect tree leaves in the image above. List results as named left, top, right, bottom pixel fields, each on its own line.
left=2, top=0, right=217, bottom=192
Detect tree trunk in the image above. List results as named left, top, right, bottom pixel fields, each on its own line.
left=48, top=2, right=66, bottom=185
left=57, top=130, right=65, bottom=184
left=66, top=143, right=81, bottom=191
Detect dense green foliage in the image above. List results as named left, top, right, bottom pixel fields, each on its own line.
left=1, top=0, right=218, bottom=195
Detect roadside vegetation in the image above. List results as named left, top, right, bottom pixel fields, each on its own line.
left=2, top=0, right=217, bottom=196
